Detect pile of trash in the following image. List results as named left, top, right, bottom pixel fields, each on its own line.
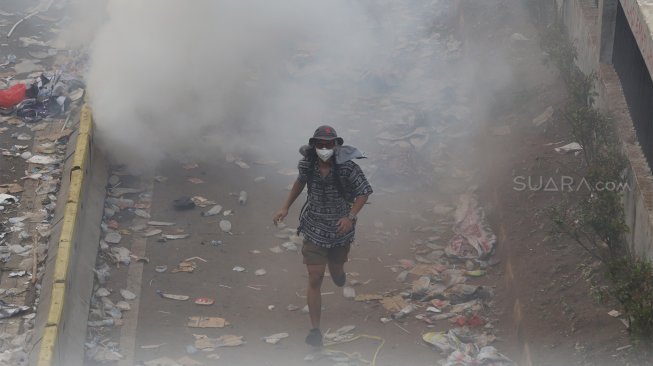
left=352, top=192, right=514, bottom=365
left=445, top=193, right=497, bottom=260
left=0, top=72, right=85, bottom=123
left=423, top=329, right=514, bottom=366
left=0, top=79, right=80, bottom=366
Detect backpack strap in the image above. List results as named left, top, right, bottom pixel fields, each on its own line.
left=297, top=157, right=316, bottom=235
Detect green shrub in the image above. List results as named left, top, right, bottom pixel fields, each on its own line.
left=609, top=258, right=653, bottom=337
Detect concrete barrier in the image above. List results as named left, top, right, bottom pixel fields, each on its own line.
left=31, top=105, right=108, bottom=366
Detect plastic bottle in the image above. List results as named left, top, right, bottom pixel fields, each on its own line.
left=201, top=204, right=222, bottom=217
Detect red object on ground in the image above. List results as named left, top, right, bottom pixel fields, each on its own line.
left=467, top=314, right=486, bottom=327
left=194, top=297, right=215, bottom=306
left=454, top=316, right=467, bottom=327
left=0, top=83, right=26, bottom=108
left=453, top=313, right=486, bottom=327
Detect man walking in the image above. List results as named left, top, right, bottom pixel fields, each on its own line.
left=273, top=125, right=373, bottom=347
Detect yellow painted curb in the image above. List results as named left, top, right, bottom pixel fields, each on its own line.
left=37, top=104, right=93, bottom=366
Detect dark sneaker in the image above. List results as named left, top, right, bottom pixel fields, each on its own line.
left=332, top=273, right=346, bottom=287
left=305, top=328, right=323, bottom=347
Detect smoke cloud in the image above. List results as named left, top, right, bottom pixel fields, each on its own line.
left=70, top=0, right=514, bottom=189
left=83, top=1, right=377, bottom=165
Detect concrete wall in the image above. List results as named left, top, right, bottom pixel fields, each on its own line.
left=560, top=0, right=602, bottom=74
left=560, top=0, right=653, bottom=261
left=31, top=106, right=108, bottom=366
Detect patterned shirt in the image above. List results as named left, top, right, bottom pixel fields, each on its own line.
left=297, top=158, right=373, bottom=248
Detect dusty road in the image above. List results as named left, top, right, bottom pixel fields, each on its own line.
left=127, top=160, right=449, bottom=366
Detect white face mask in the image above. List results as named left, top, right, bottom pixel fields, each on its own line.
left=316, top=148, right=334, bottom=162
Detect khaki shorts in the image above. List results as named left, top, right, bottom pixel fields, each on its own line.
left=302, top=239, right=350, bottom=265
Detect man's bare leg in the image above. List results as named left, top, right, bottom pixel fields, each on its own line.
left=306, top=264, right=326, bottom=346
left=328, top=261, right=346, bottom=287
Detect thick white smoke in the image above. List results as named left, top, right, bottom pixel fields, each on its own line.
left=84, top=0, right=386, bottom=166
left=66, top=0, right=515, bottom=189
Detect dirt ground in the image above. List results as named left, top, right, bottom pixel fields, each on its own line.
left=85, top=1, right=652, bottom=366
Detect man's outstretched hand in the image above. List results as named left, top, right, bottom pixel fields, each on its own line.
left=273, top=208, right=289, bottom=225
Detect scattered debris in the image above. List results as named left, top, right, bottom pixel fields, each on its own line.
left=187, top=316, right=229, bottom=328
left=0, top=183, right=23, bottom=194
left=201, top=205, right=222, bottom=217
left=143, top=229, right=162, bottom=237
left=194, top=334, right=245, bottom=349
left=234, top=161, right=250, bottom=169
left=194, top=298, right=215, bottom=306
left=161, top=234, right=190, bottom=241
left=354, top=294, right=384, bottom=302
left=0, top=300, right=30, bottom=319
left=157, top=291, right=189, bottom=301
left=422, top=328, right=512, bottom=365
left=140, top=344, right=165, bottom=350
left=173, top=196, right=196, bottom=210
left=143, top=357, right=180, bottom=366
left=219, top=220, right=232, bottom=233
left=120, top=289, right=136, bottom=301
left=26, top=155, right=58, bottom=165
left=0, top=194, right=18, bottom=205
left=532, top=106, right=554, bottom=126
left=381, top=296, right=409, bottom=312
left=261, top=332, right=288, bottom=344
left=608, top=310, right=621, bottom=318
left=148, top=221, right=176, bottom=226
left=238, top=190, right=248, bottom=205
left=510, top=32, right=529, bottom=41
left=554, top=142, right=582, bottom=154
left=95, top=288, right=110, bottom=297
left=172, top=260, right=197, bottom=273
left=104, top=231, right=122, bottom=244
